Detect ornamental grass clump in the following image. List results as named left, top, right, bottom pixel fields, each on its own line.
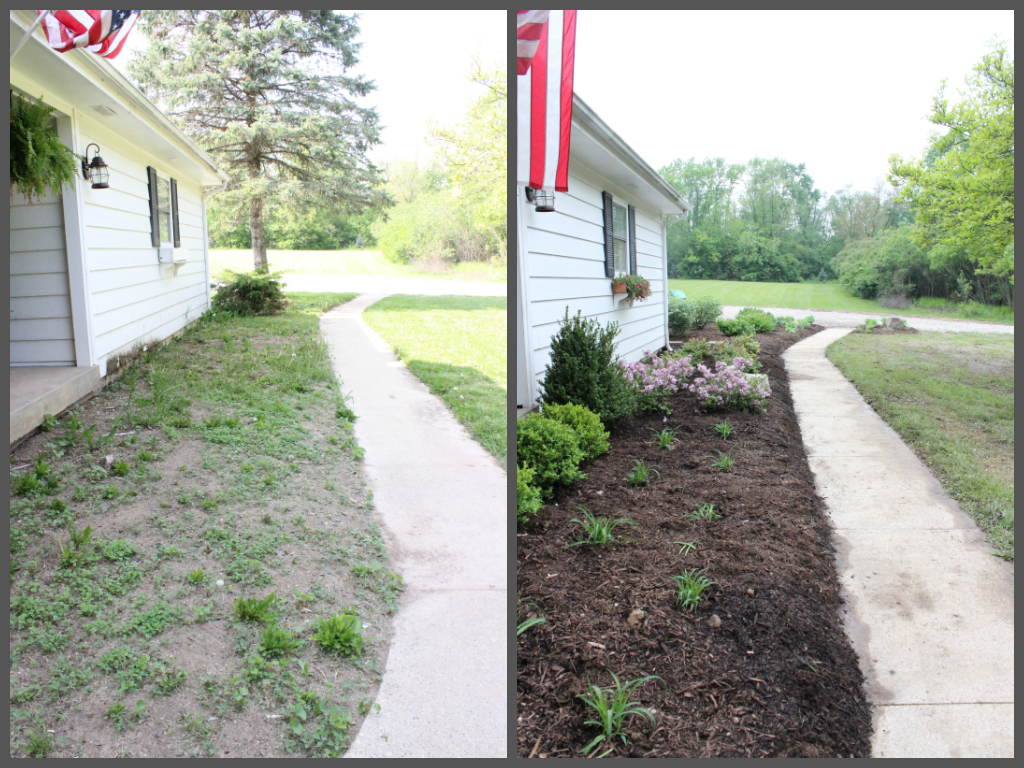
left=516, top=414, right=585, bottom=497
left=689, top=358, right=771, bottom=412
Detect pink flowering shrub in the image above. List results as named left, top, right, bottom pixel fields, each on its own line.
left=688, top=357, right=770, bottom=412
left=620, top=352, right=695, bottom=414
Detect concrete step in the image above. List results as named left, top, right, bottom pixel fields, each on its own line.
left=10, top=365, right=102, bottom=447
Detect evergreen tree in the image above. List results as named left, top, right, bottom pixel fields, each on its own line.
left=128, top=11, right=387, bottom=270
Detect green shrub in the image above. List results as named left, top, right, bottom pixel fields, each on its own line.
left=516, top=414, right=585, bottom=497
left=516, top=465, right=543, bottom=524
left=667, top=298, right=694, bottom=337
left=539, top=309, right=637, bottom=427
left=212, top=270, right=288, bottom=316
left=716, top=318, right=755, bottom=337
left=540, top=403, right=610, bottom=461
left=690, top=295, right=724, bottom=329
left=735, top=308, right=777, bottom=333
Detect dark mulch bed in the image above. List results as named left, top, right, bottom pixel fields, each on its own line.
left=516, top=325, right=873, bottom=758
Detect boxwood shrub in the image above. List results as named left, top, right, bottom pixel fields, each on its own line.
left=716, top=318, right=755, bottom=337
left=516, top=414, right=584, bottom=497
left=539, top=403, right=609, bottom=461
left=735, top=308, right=777, bottom=333
left=516, top=465, right=543, bottom=524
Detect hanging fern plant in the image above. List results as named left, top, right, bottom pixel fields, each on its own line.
left=10, top=93, right=81, bottom=204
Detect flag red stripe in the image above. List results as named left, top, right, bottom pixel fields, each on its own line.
left=529, top=19, right=548, bottom=189
left=555, top=10, right=577, bottom=193
left=517, top=22, right=545, bottom=41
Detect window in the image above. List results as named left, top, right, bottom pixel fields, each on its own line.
left=156, top=176, right=172, bottom=244
left=602, top=190, right=637, bottom=279
left=612, top=200, right=628, bottom=274
left=147, top=166, right=181, bottom=248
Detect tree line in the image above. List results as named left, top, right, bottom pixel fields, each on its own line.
left=661, top=41, right=1013, bottom=307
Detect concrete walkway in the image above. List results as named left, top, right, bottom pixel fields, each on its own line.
left=783, top=329, right=1014, bottom=758
left=320, top=295, right=507, bottom=758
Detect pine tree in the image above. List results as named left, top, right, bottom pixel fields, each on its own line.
left=128, top=11, right=386, bottom=270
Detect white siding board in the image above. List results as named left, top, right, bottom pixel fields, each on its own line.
left=10, top=318, right=74, bottom=341
left=9, top=296, right=74, bottom=320
left=95, top=296, right=205, bottom=368
left=9, top=202, right=65, bottom=230
left=10, top=227, right=67, bottom=254
left=10, top=340, right=76, bottom=365
left=11, top=272, right=72, bottom=298
left=10, top=250, right=69, bottom=276
left=92, top=281, right=208, bottom=338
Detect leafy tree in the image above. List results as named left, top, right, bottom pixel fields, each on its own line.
left=427, top=58, right=507, bottom=261
left=127, top=11, right=388, bottom=271
left=888, top=41, right=1014, bottom=292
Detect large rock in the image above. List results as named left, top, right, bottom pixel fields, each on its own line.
left=886, top=317, right=906, bottom=330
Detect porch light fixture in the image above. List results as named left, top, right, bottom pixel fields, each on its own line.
left=81, top=143, right=109, bottom=189
left=525, top=186, right=554, bottom=213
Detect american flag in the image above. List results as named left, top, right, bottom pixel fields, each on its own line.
left=517, top=10, right=549, bottom=75
left=37, top=10, right=140, bottom=59
left=517, top=10, right=577, bottom=193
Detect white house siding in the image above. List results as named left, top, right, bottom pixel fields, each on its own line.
left=9, top=187, right=76, bottom=366
left=76, top=114, right=210, bottom=375
left=521, top=159, right=667, bottom=402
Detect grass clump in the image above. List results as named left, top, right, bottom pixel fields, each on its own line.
left=578, top=672, right=663, bottom=756
left=232, top=593, right=278, bottom=623
left=258, top=622, right=301, bottom=659
left=567, top=506, right=637, bottom=547
left=312, top=609, right=364, bottom=657
left=687, top=503, right=722, bottom=521
left=628, top=460, right=660, bottom=487
left=674, top=569, right=717, bottom=611
left=647, top=426, right=681, bottom=450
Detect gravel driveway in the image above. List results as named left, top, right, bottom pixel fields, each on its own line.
left=721, top=305, right=1014, bottom=335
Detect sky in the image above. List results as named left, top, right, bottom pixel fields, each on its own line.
left=110, top=10, right=506, bottom=166
left=571, top=10, right=1013, bottom=198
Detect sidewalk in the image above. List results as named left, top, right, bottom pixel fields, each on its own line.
left=320, top=295, right=507, bottom=758
left=783, top=329, right=1014, bottom=758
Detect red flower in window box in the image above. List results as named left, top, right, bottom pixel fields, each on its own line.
left=612, top=273, right=652, bottom=304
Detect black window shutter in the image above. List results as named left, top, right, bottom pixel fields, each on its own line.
left=628, top=204, right=637, bottom=276
left=147, top=166, right=160, bottom=247
left=170, top=178, right=181, bottom=247
left=602, top=191, right=614, bottom=277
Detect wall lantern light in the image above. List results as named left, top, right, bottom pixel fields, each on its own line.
left=525, top=186, right=554, bottom=213
left=81, top=143, right=109, bottom=189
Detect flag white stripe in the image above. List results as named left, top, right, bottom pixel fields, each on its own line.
left=542, top=10, right=564, bottom=191
left=517, top=53, right=532, bottom=187
left=42, top=15, right=64, bottom=48
left=69, top=10, right=96, bottom=33
left=517, top=9, right=549, bottom=27
left=517, top=39, right=539, bottom=59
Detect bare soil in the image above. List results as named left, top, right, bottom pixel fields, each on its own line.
left=516, top=325, right=873, bottom=758
left=10, top=329, right=395, bottom=758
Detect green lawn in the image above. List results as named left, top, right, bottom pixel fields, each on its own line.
left=827, top=332, right=1014, bottom=560
left=362, top=295, right=507, bottom=468
left=669, top=279, right=1013, bottom=324
left=211, top=249, right=506, bottom=283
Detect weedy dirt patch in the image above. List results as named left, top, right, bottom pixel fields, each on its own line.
left=517, top=326, right=873, bottom=758
left=9, top=293, right=401, bottom=759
